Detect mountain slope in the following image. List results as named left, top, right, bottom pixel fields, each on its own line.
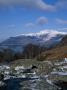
left=57, top=35, right=67, bottom=46
left=37, top=35, right=67, bottom=61
left=0, top=30, right=66, bottom=52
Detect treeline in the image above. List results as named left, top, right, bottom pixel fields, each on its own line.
left=0, top=44, right=46, bottom=63
left=0, top=49, right=15, bottom=63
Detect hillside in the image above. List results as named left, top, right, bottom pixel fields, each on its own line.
left=37, top=35, right=67, bottom=61
left=0, top=33, right=67, bottom=63
left=22, top=44, right=46, bottom=59
left=57, top=35, right=67, bottom=46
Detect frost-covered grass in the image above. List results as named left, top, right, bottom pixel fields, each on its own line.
left=0, top=58, right=67, bottom=82
left=0, top=58, right=67, bottom=90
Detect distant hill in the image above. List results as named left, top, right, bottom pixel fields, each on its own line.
left=0, top=30, right=66, bottom=52
left=37, top=35, right=67, bottom=61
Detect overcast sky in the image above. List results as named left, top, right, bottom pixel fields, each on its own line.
left=0, top=0, right=67, bottom=41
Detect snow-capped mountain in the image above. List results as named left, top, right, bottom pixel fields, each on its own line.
left=0, top=30, right=67, bottom=52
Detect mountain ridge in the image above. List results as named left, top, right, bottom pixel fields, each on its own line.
left=0, top=30, right=67, bottom=52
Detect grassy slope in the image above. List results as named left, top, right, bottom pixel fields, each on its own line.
left=37, top=45, right=67, bottom=61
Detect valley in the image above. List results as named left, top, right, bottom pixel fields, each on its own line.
left=0, top=31, right=67, bottom=90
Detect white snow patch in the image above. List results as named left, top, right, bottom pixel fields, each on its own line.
left=46, top=79, right=53, bottom=85
left=44, top=75, right=49, bottom=78
left=16, top=30, right=67, bottom=37
left=51, top=71, right=67, bottom=75
left=15, top=66, right=24, bottom=71
left=64, top=58, right=67, bottom=62
left=63, top=66, right=67, bottom=69
left=0, top=65, right=10, bottom=69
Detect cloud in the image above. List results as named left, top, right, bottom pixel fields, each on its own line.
left=55, top=0, right=67, bottom=10
left=61, top=28, right=67, bottom=30
left=25, top=23, right=34, bottom=28
left=36, top=17, right=48, bottom=25
left=0, top=0, right=55, bottom=11
left=21, top=29, right=67, bottom=36
left=0, top=0, right=67, bottom=12
left=63, top=28, right=67, bottom=30
left=56, top=19, right=67, bottom=25
left=25, top=16, right=48, bottom=28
